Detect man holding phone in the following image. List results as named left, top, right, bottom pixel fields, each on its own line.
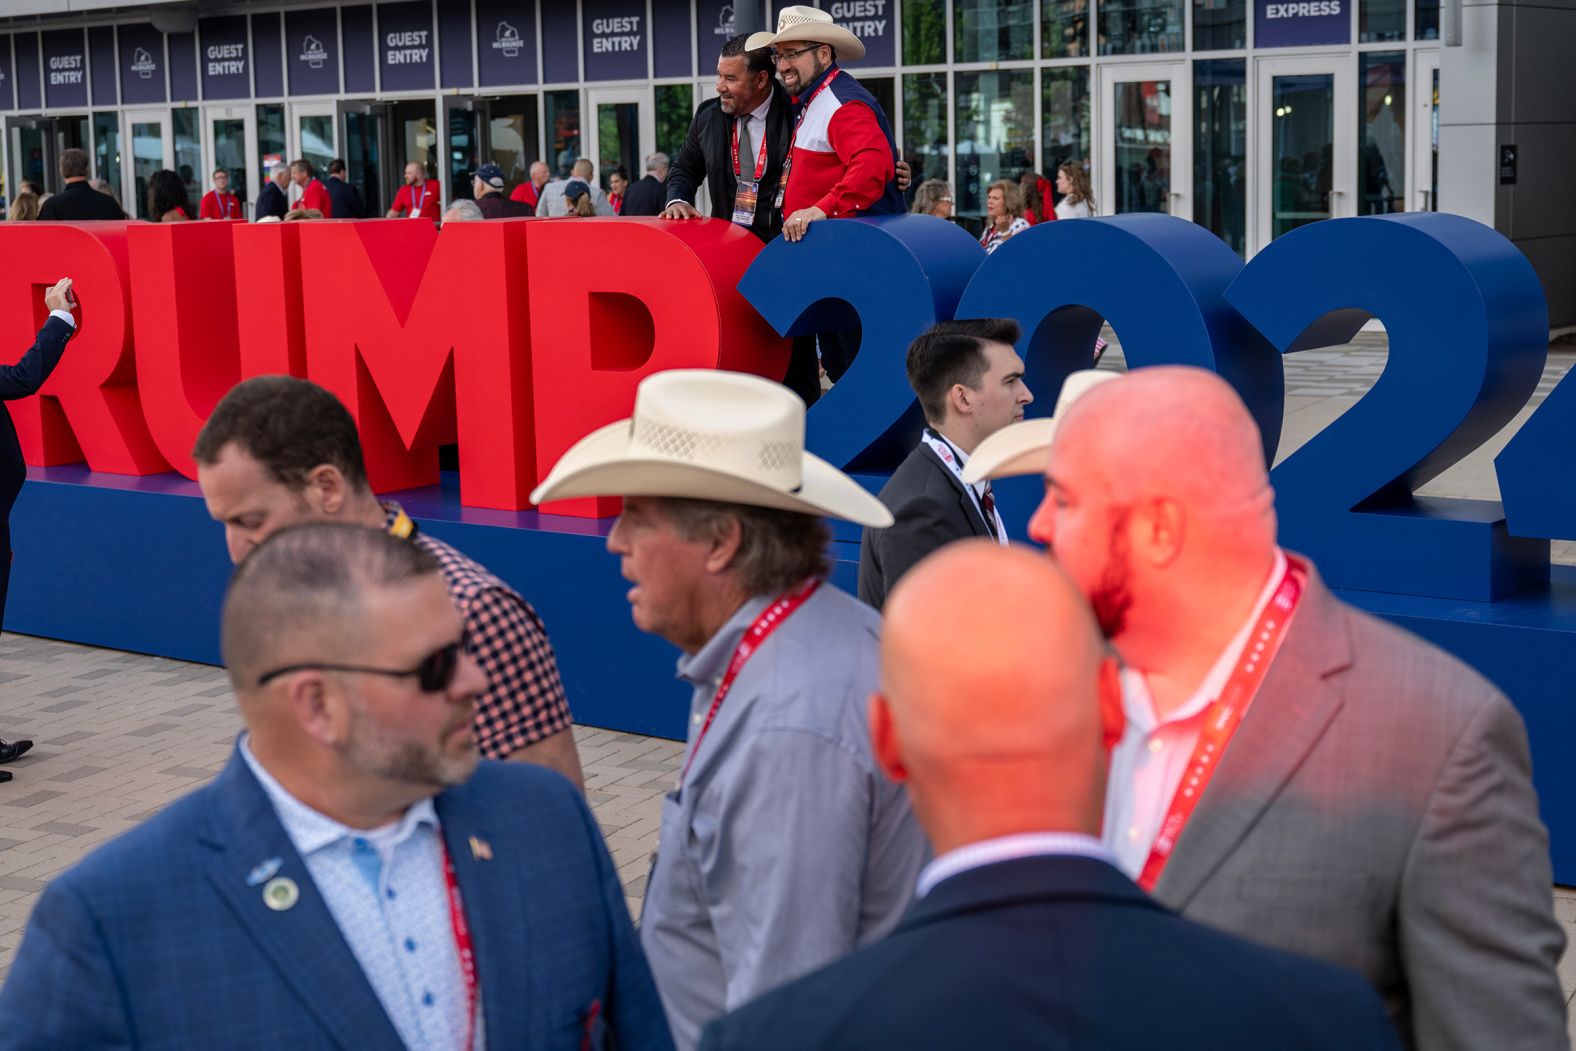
left=0, top=276, right=78, bottom=780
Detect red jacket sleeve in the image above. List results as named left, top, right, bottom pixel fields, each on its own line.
left=816, top=101, right=896, bottom=218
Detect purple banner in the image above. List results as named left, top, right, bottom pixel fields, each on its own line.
left=252, top=13, right=284, bottom=97
left=0, top=36, right=14, bottom=112
left=826, top=0, right=893, bottom=65
left=199, top=17, right=249, bottom=100
left=1255, top=0, right=1350, bottom=46
left=541, top=2, right=578, bottom=83
left=287, top=8, right=340, bottom=95
left=119, top=24, right=166, bottom=104
left=583, top=0, right=647, bottom=81
left=378, top=1, right=435, bottom=91
left=476, top=0, right=536, bottom=87
left=695, top=0, right=739, bottom=73
left=437, top=0, right=472, bottom=88
left=653, top=0, right=692, bottom=78
left=342, top=6, right=375, bottom=93
left=89, top=26, right=115, bottom=105
left=169, top=31, right=198, bottom=102
left=15, top=33, right=39, bottom=110
left=42, top=29, right=87, bottom=109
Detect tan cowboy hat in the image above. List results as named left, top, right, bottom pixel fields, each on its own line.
left=961, top=369, right=1118, bottom=484
left=529, top=370, right=894, bottom=527
left=745, top=5, right=867, bottom=62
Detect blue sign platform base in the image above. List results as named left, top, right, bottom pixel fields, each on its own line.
left=10, top=467, right=1576, bottom=881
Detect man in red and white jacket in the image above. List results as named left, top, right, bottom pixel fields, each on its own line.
left=289, top=159, right=333, bottom=217
left=747, top=7, right=903, bottom=243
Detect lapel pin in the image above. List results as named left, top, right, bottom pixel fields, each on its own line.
left=469, top=835, right=493, bottom=862
left=246, top=857, right=283, bottom=887
left=263, top=876, right=299, bottom=911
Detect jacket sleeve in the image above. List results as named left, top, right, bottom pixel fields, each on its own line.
left=1398, top=691, right=1568, bottom=1049
left=0, top=316, right=72, bottom=401
left=664, top=109, right=708, bottom=207
left=0, top=877, right=133, bottom=1049
left=865, top=487, right=974, bottom=611
left=814, top=101, right=896, bottom=218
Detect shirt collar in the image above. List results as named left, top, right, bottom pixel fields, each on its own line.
left=676, top=593, right=773, bottom=688
left=749, top=94, right=772, bottom=123
left=1123, top=548, right=1289, bottom=731
left=792, top=62, right=840, bottom=108
left=240, top=734, right=439, bottom=859
left=917, top=832, right=1116, bottom=898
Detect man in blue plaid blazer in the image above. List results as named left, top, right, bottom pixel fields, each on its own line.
left=0, top=523, right=672, bottom=1050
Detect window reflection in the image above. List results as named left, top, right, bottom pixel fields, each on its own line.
left=1111, top=80, right=1173, bottom=212
left=1194, top=59, right=1246, bottom=255
left=546, top=91, right=581, bottom=178
left=1193, top=0, right=1246, bottom=50
left=1361, top=0, right=1406, bottom=41
left=903, top=0, right=947, bottom=64
left=1100, top=0, right=1185, bottom=54
left=1042, top=0, right=1090, bottom=58
left=904, top=72, right=950, bottom=193
left=954, top=70, right=1036, bottom=215
left=1360, top=52, right=1406, bottom=214
left=954, top=0, right=1035, bottom=63
left=1041, top=67, right=1090, bottom=184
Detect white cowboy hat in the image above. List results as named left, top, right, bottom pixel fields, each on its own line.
left=961, top=369, right=1119, bottom=484
left=745, top=5, right=867, bottom=62
left=529, top=369, right=894, bottom=527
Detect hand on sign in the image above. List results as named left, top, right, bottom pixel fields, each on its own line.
left=660, top=202, right=703, bottom=220
left=43, top=277, right=76, bottom=313
left=895, top=158, right=913, bottom=193
left=783, top=207, right=827, bottom=243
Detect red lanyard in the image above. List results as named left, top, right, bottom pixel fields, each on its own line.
left=440, top=842, right=479, bottom=1050
left=731, top=112, right=770, bottom=181
left=779, top=69, right=840, bottom=200
left=1136, top=558, right=1306, bottom=893
left=680, top=577, right=821, bottom=787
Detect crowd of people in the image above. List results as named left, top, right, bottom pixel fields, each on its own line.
left=0, top=7, right=1566, bottom=1050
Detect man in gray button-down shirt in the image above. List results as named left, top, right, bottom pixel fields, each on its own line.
left=528, top=370, right=929, bottom=1050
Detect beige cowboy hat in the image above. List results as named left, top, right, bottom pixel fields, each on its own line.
left=961, top=369, right=1118, bottom=484
left=529, top=369, right=894, bottom=527
left=745, top=5, right=867, bottom=62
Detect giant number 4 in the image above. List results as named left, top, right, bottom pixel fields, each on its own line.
left=1224, top=213, right=1550, bottom=602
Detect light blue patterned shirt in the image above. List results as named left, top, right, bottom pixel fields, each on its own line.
left=241, top=737, right=481, bottom=1051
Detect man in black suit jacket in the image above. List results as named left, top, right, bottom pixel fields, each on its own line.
left=702, top=543, right=1401, bottom=1051
left=325, top=159, right=364, bottom=219
left=255, top=164, right=290, bottom=221
left=858, top=318, right=1033, bottom=610
left=620, top=154, right=669, bottom=217
left=38, top=149, right=124, bottom=221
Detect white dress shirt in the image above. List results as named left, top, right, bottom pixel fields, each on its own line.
left=241, top=738, right=481, bottom=1051
left=1102, top=549, right=1288, bottom=877
left=917, top=832, right=1117, bottom=898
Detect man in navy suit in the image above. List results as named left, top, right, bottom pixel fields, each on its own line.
left=255, top=163, right=290, bottom=221
left=701, top=542, right=1399, bottom=1051
left=0, top=523, right=673, bottom=1050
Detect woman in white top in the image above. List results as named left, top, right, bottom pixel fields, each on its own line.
left=1054, top=162, right=1095, bottom=219
left=979, top=180, right=1031, bottom=255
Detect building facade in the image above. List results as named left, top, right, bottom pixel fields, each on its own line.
left=0, top=0, right=1565, bottom=319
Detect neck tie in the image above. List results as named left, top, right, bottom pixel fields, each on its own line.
left=738, top=116, right=753, bottom=179
left=979, top=480, right=999, bottom=537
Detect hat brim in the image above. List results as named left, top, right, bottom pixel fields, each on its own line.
left=530, top=419, right=894, bottom=527
left=745, top=24, right=867, bottom=62
left=960, top=418, right=1059, bottom=484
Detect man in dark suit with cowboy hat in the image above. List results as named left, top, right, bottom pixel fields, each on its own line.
left=532, top=370, right=926, bottom=1049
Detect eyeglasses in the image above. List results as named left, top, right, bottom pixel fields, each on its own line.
left=256, top=637, right=467, bottom=694
left=771, top=45, right=820, bottom=63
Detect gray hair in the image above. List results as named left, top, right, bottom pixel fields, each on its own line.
left=221, top=523, right=440, bottom=693
left=269, top=162, right=289, bottom=178
left=645, top=152, right=670, bottom=174
left=911, top=179, right=953, bottom=216
left=658, top=498, right=831, bottom=598
left=442, top=199, right=484, bottom=223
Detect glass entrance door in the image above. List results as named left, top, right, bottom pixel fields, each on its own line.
left=443, top=97, right=485, bottom=201
left=6, top=117, right=48, bottom=200
left=338, top=99, right=391, bottom=217
left=291, top=101, right=337, bottom=207
left=124, top=108, right=172, bottom=220
left=1412, top=50, right=1439, bottom=212
left=1098, top=63, right=1191, bottom=218
left=484, top=94, right=540, bottom=198
left=204, top=104, right=256, bottom=214
left=584, top=87, right=651, bottom=192
left=1254, top=56, right=1354, bottom=251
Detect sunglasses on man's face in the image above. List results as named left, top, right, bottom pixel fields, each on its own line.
left=256, top=636, right=468, bottom=694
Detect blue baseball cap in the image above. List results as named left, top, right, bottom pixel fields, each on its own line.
left=472, top=163, right=505, bottom=189
left=563, top=179, right=591, bottom=201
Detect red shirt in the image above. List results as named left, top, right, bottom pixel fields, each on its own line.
left=199, top=190, right=241, bottom=220
left=510, top=182, right=540, bottom=208
left=392, top=179, right=442, bottom=219
left=609, top=193, right=623, bottom=214
left=297, top=178, right=332, bottom=217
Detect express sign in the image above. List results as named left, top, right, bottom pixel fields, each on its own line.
left=0, top=212, right=1565, bottom=606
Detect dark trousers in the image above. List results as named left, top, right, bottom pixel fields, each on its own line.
left=784, top=334, right=822, bottom=407
left=0, top=521, right=10, bottom=635
left=817, top=329, right=859, bottom=384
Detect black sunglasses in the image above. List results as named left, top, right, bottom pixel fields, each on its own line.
left=256, top=637, right=466, bottom=694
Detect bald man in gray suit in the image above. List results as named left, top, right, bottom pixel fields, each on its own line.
left=970, top=366, right=1567, bottom=1050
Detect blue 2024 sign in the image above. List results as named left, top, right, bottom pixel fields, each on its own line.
left=740, top=211, right=1561, bottom=605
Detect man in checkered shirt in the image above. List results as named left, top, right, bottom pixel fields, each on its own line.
left=192, top=376, right=584, bottom=788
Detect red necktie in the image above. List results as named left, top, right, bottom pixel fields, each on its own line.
left=979, top=481, right=998, bottom=537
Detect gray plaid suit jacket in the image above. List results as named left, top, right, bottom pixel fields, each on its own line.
left=1153, top=560, right=1567, bottom=1050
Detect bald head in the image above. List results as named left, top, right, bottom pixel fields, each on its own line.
left=221, top=522, right=440, bottom=699
left=875, top=541, right=1116, bottom=848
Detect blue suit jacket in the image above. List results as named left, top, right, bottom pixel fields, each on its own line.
left=699, top=855, right=1401, bottom=1051
left=0, top=749, right=675, bottom=1051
